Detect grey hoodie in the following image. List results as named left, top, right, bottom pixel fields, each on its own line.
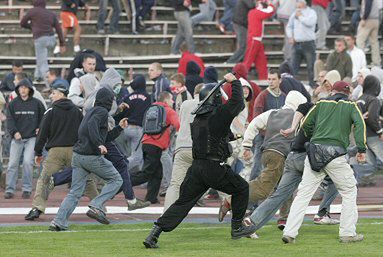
left=83, top=68, right=122, bottom=128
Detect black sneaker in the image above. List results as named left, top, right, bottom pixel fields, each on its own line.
left=22, top=191, right=31, bottom=199
left=49, top=222, right=66, bottom=232
left=25, top=208, right=42, bottom=221
left=86, top=207, right=110, bottom=225
left=4, top=192, right=14, bottom=199
left=143, top=225, right=162, bottom=249
left=231, top=224, right=257, bottom=240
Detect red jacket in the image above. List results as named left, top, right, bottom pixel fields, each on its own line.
left=312, top=0, right=331, bottom=9
left=222, top=63, right=261, bottom=122
left=247, top=4, right=275, bottom=39
left=142, top=102, right=180, bottom=150
left=178, top=51, right=205, bottom=77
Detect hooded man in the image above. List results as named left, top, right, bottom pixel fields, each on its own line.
left=5, top=79, right=46, bottom=199
left=185, top=61, right=203, bottom=95
left=20, top=0, right=65, bottom=81
left=68, top=73, right=99, bottom=108
left=115, top=74, right=152, bottom=172
left=218, top=91, right=308, bottom=223
left=203, top=66, right=218, bottom=84
left=356, top=75, right=383, bottom=182
left=350, top=68, right=372, bottom=101
left=49, top=88, right=126, bottom=231
left=223, top=63, right=261, bottom=122
left=25, top=79, right=98, bottom=221
left=313, top=69, right=341, bottom=102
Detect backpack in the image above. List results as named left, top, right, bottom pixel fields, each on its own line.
left=142, top=104, right=168, bottom=135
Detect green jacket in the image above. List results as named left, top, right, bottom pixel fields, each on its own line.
left=302, top=94, right=367, bottom=153
left=325, top=50, right=353, bottom=79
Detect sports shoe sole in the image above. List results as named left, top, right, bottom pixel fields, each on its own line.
left=86, top=210, right=110, bottom=225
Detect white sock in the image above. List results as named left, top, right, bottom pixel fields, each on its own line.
left=74, top=45, right=81, bottom=52
left=127, top=198, right=137, bottom=205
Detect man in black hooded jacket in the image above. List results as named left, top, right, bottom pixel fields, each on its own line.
left=49, top=88, right=126, bottom=231
left=143, top=73, right=257, bottom=248
left=356, top=75, right=383, bottom=183
left=5, top=79, right=45, bottom=199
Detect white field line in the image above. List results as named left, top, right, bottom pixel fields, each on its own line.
left=0, top=204, right=381, bottom=216
left=0, top=222, right=382, bottom=235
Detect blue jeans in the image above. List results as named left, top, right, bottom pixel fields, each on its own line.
left=292, top=40, right=316, bottom=87
left=249, top=134, right=264, bottom=180
left=219, top=0, right=236, bottom=31
left=250, top=152, right=338, bottom=230
left=6, top=138, right=36, bottom=193
left=34, top=35, right=56, bottom=79
left=97, top=0, right=121, bottom=32
left=124, top=125, right=144, bottom=171
left=52, top=142, right=135, bottom=200
left=171, top=11, right=195, bottom=54
left=191, top=0, right=217, bottom=26
left=366, top=136, right=383, bottom=171
left=53, top=153, right=122, bottom=229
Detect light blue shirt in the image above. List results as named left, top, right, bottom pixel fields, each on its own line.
left=286, top=7, right=317, bottom=42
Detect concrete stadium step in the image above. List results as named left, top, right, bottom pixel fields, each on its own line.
left=0, top=19, right=352, bottom=36
left=1, top=33, right=375, bottom=58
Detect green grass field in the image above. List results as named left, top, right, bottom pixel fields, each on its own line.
left=0, top=219, right=382, bottom=257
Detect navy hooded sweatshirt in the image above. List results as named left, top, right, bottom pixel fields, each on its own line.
left=114, top=74, right=152, bottom=126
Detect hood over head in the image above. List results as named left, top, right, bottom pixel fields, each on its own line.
left=323, top=70, right=341, bottom=87
left=33, top=0, right=46, bottom=8
left=100, top=68, right=122, bottom=91
left=239, top=77, right=253, bottom=102
left=232, top=63, right=248, bottom=80
left=130, top=74, right=147, bottom=92
left=94, top=87, right=114, bottom=112
left=203, top=66, right=218, bottom=83
left=15, top=78, right=34, bottom=97
left=279, top=61, right=293, bottom=75
left=363, top=75, right=381, bottom=96
left=358, top=67, right=371, bottom=80
left=186, top=61, right=201, bottom=76
left=283, top=90, right=307, bottom=111
left=79, top=73, right=99, bottom=98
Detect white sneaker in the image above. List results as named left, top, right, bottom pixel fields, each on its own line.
left=243, top=217, right=259, bottom=239
left=313, top=214, right=340, bottom=225
left=53, top=45, right=60, bottom=54
left=74, top=45, right=81, bottom=53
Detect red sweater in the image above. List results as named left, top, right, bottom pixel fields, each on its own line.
left=142, top=102, right=180, bottom=150
left=312, top=0, right=331, bottom=9
left=247, top=4, right=275, bottom=39
left=178, top=51, right=205, bottom=77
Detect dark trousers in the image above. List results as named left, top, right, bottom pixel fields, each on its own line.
left=291, top=40, right=316, bottom=87
left=156, top=159, right=249, bottom=232
left=52, top=142, right=135, bottom=200
left=130, top=144, right=163, bottom=203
